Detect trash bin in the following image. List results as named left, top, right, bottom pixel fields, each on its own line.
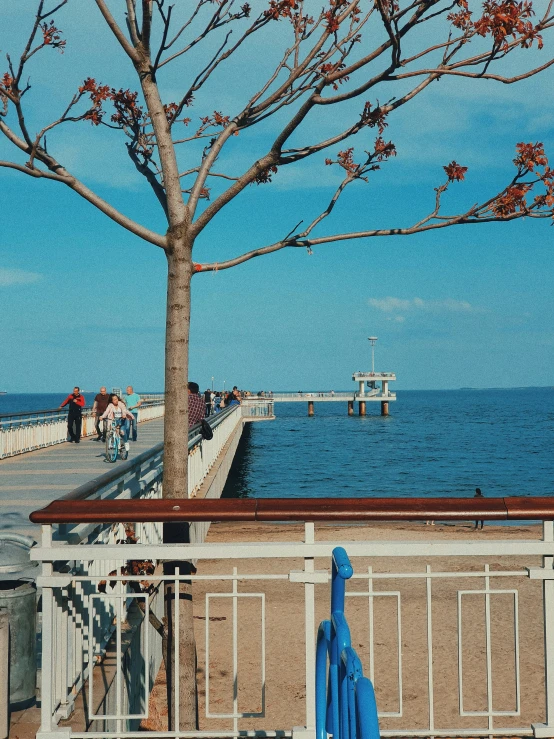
left=0, top=534, right=38, bottom=710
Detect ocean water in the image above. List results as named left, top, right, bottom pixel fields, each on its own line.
left=0, top=393, right=75, bottom=415
left=223, top=388, right=554, bottom=500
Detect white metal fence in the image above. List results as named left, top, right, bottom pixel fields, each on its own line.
left=0, top=401, right=166, bottom=459
left=272, top=392, right=355, bottom=400
left=270, top=392, right=397, bottom=401
left=189, top=406, right=244, bottom=496
left=31, top=513, right=554, bottom=739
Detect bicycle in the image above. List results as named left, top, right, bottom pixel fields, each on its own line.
left=105, top=418, right=129, bottom=463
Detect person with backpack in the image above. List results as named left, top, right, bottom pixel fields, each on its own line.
left=188, top=382, right=205, bottom=428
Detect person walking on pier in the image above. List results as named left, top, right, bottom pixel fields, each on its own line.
left=204, top=388, right=212, bottom=417
left=124, top=385, right=142, bottom=441
left=92, top=386, right=110, bottom=442
left=213, top=392, right=222, bottom=413
left=474, top=487, right=485, bottom=530
left=59, top=387, right=85, bottom=443
left=188, top=382, right=206, bottom=428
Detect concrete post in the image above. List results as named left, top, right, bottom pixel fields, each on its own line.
left=347, top=401, right=354, bottom=416
left=358, top=401, right=366, bottom=416
left=308, top=401, right=314, bottom=417
left=0, top=609, right=8, bottom=739
left=358, top=381, right=365, bottom=396
left=381, top=401, right=389, bottom=416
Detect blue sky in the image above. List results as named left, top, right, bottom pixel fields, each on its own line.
left=1, top=1, right=553, bottom=393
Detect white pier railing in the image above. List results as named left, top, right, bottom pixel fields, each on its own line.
left=0, top=401, right=165, bottom=459
left=29, top=496, right=554, bottom=739
left=271, top=391, right=397, bottom=401
left=272, top=391, right=355, bottom=400
left=240, top=398, right=275, bottom=418
left=189, top=406, right=245, bottom=496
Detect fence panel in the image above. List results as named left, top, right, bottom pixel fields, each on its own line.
left=32, top=515, right=554, bottom=739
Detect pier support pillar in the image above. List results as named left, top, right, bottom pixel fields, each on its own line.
left=358, top=401, right=366, bottom=416
left=348, top=401, right=354, bottom=416
left=308, top=401, right=314, bottom=417
left=381, top=401, right=389, bottom=416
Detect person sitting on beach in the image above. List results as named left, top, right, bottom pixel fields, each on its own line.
left=100, top=394, right=134, bottom=452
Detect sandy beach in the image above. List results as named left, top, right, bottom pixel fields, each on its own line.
left=146, top=520, right=547, bottom=735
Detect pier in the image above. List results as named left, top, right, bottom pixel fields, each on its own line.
left=271, top=372, right=396, bottom=416
left=270, top=336, right=397, bottom=416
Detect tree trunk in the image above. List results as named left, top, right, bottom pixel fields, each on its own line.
left=161, top=242, right=198, bottom=731
left=162, top=564, right=197, bottom=732
left=163, top=243, right=192, bottom=500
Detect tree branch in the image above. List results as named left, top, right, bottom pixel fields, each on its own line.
left=125, top=0, right=141, bottom=46
left=389, top=57, right=554, bottom=83
left=195, top=210, right=551, bottom=272
left=94, top=0, right=141, bottom=62
left=142, top=0, right=153, bottom=53
left=127, top=146, right=169, bottom=218
left=0, top=152, right=166, bottom=248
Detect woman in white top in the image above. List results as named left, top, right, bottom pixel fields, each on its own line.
left=100, top=394, right=134, bottom=450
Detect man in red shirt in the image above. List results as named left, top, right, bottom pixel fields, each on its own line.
left=59, top=387, right=86, bottom=443
left=188, top=382, right=205, bottom=428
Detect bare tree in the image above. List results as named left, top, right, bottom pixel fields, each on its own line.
left=1, top=0, right=554, bottom=728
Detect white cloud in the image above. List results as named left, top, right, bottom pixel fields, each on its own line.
left=369, top=296, right=476, bottom=317
left=0, top=269, right=42, bottom=287
left=369, top=297, right=413, bottom=313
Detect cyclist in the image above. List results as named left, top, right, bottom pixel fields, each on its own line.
left=100, top=394, right=134, bottom=452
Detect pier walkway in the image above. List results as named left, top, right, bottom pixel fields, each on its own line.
left=0, top=417, right=164, bottom=539
left=0, top=398, right=273, bottom=541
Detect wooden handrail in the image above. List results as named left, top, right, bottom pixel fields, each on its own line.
left=29, top=496, right=554, bottom=524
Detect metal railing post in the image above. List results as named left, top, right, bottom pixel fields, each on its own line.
left=304, top=524, right=316, bottom=735
left=37, top=525, right=70, bottom=739
left=531, top=521, right=554, bottom=738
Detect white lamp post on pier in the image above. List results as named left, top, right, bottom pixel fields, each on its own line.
left=368, top=336, right=378, bottom=374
